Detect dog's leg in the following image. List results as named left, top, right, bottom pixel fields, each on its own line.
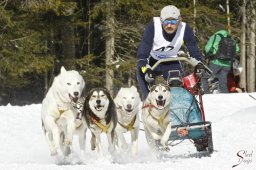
left=160, top=122, right=172, bottom=149
left=45, top=117, right=60, bottom=155
left=90, top=132, right=96, bottom=151
left=116, top=129, right=128, bottom=150
left=107, top=131, right=115, bottom=154
left=77, top=125, right=87, bottom=159
left=95, top=134, right=103, bottom=156
left=44, top=131, right=58, bottom=156
left=130, top=127, right=139, bottom=156
left=65, top=114, right=75, bottom=146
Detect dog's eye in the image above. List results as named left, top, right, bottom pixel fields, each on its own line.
left=91, top=95, right=96, bottom=98
left=67, top=83, right=71, bottom=85
left=131, top=97, right=135, bottom=99
left=154, top=90, right=158, bottom=92
left=123, top=97, right=126, bottom=99
left=77, top=82, right=80, bottom=85
left=163, top=89, right=166, bottom=92
left=101, top=95, right=105, bottom=97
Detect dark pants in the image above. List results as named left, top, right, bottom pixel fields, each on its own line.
left=202, top=62, right=231, bottom=94
left=137, top=62, right=183, bottom=101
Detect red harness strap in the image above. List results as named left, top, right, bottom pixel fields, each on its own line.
left=142, top=104, right=156, bottom=109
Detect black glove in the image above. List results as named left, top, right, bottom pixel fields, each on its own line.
left=194, top=63, right=205, bottom=78
left=144, top=68, right=155, bottom=83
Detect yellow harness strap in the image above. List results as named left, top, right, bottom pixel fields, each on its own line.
left=149, top=110, right=168, bottom=126
left=58, top=109, right=66, bottom=115
left=91, top=117, right=111, bottom=133
left=118, top=115, right=136, bottom=131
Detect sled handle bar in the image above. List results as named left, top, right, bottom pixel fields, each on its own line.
left=151, top=57, right=213, bottom=75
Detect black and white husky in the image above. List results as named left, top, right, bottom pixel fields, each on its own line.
left=83, top=87, right=117, bottom=155
left=142, top=83, right=172, bottom=151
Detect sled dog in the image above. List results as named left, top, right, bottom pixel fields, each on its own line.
left=114, top=86, right=142, bottom=156
left=142, top=83, right=172, bottom=151
left=41, top=66, right=87, bottom=157
left=83, top=87, right=117, bottom=155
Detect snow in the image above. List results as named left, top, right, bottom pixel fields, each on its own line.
left=0, top=93, right=256, bottom=170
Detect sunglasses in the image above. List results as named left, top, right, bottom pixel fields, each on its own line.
left=163, top=19, right=179, bottom=25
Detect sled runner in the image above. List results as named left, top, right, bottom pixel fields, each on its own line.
left=143, top=57, right=214, bottom=156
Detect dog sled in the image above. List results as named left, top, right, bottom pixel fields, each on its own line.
left=143, top=57, right=214, bottom=157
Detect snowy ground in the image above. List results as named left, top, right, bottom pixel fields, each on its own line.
left=0, top=92, right=256, bottom=170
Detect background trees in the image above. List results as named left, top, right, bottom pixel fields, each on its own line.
left=0, top=0, right=255, bottom=105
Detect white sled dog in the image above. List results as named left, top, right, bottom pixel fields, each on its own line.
left=83, top=88, right=117, bottom=156
left=142, top=83, right=172, bottom=151
left=114, top=86, right=142, bottom=156
left=41, top=66, right=87, bottom=157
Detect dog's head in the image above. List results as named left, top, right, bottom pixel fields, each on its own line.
left=147, top=83, right=171, bottom=110
left=84, top=87, right=117, bottom=125
left=55, top=66, right=85, bottom=103
left=115, top=86, right=141, bottom=113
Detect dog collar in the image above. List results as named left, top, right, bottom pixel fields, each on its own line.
left=118, top=115, right=136, bottom=131
left=91, top=117, right=111, bottom=133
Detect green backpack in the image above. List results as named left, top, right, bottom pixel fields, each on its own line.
left=205, top=33, right=236, bottom=61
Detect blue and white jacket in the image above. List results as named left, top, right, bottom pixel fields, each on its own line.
left=137, top=17, right=202, bottom=68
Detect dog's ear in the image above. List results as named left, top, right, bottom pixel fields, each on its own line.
left=149, top=85, right=157, bottom=92
left=60, top=66, right=67, bottom=73
left=82, top=90, right=93, bottom=125
left=131, top=85, right=137, bottom=91
left=163, top=84, right=171, bottom=91
left=155, top=76, right=166, bottom=84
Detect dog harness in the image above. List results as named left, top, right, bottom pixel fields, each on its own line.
left=118, top=115, right=137, bottom=131
left=142, top=104, right=169, bottom=127
left=58, top=108, right=67, bottom=115
left=91, top=117, right=111, bottom=133
left=149, top=110, right=169, bottom=127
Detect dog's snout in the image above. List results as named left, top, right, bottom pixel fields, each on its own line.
left=74, top=91, right=79, bottom=97
left=96, top=99, right=101, bottom=104
left=127, top=104, right=132, bottom=109
left=158, top=95, right=163, bottom=100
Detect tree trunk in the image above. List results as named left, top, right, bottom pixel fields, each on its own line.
left=226, top=0, right=231, bottom=33
left=61, top=24, right=75, bottom=59
left=193, top=0, right=196, bottom=33
left=105, top=1, right=115, bottom=95
left=240, top=0, right=247, bottom=89
left=248, top=8, right=256, bottom=92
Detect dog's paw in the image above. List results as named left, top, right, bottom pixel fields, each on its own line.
left=131, top=147, right=138, bottom=156
left=160, top=138, right=168, bottom=147
left=121, top=143, right=128, bottom=150
left=64, top=139, right=72, bottom=146
left=50, top=149, right=58, bottom=156
left=162, top=146, right=170, bottom=152
left=108, top=145, right=115, bottom=154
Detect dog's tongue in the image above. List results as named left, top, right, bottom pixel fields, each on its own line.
left=156, top=100, right=165, bottom=107
left=72, top=97, right=78, bottom=103
left=69, top=94, right=79, bottom=103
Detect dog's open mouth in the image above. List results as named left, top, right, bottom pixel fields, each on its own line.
left=95, top=105, right=104, bottom=111
left=156, top=99, right=166, bottom=107
left=125, top=108, right=133, bottom=112
left=69, top=94, right=79, bottom=103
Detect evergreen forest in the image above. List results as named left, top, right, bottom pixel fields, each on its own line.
left=0, top=0, right=255, bottom=105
